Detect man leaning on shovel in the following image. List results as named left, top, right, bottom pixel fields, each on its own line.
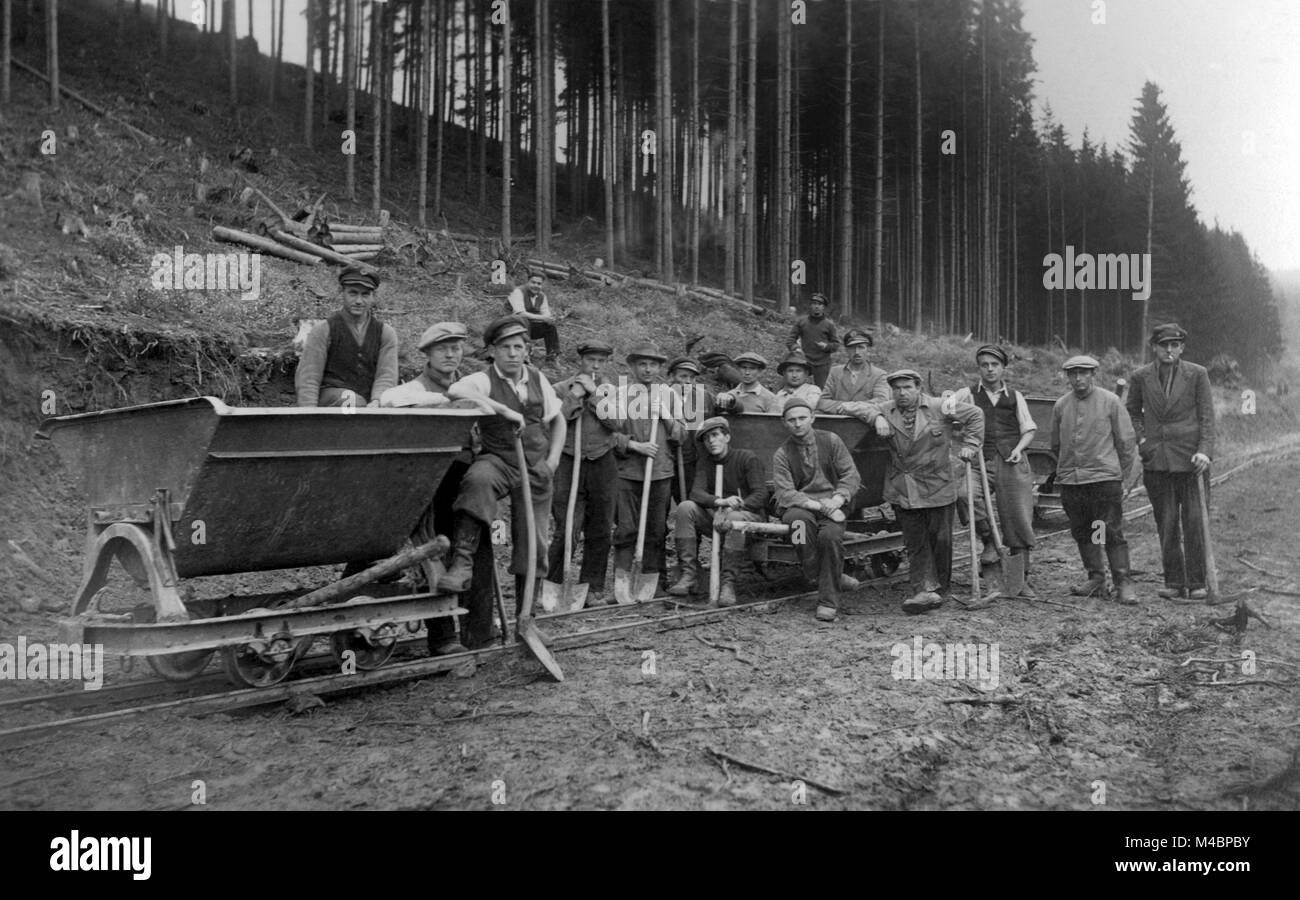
left=442, top=316, right=566, bottom=614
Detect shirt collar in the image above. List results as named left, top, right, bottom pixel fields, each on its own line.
left=492, top=363, right=529, bottom=385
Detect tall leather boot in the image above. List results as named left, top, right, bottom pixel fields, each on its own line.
left=718, top=550, right=744, bottom=607
left=1070, top=541, right=1106, bottom=596
left=668, top=537, right=700, bottom=596
left=1107, top=544, right=1137, bottom=604
left=436, top=515, right=480, bottom=593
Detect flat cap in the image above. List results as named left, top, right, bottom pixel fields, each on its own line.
left=975, top=344, right=1008, bottom=366
left=666, top=356, right=703, bottom=376
left=338, top=265, right=380, bottom=290
left=695, top=416, right=731, bottom=442
left=483, top=315, right=530, bottom=346
left=885, top=368, right=922, bottom=386
left=809, top=292, right=828, bottom=306
left=626, top=343, right=668, bottom=363
left=1062, top=355, right=1100, bottom=371
left=577, top=338, right=615, bottom=357
left=843, top=329, right=874, bottom=348
left=777, top=350, right=811, bottom=374
left=733, top=351, right=769, bottom=369
left=418, top=321, right=469, bottom=350
left=1150, top=323, right=1188, bottom=344
left=781, top=395, right=815, bottom=416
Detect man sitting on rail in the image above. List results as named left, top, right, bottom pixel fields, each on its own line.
left=772, top=397, right=862, bottom=623
left=295, top=266, right=399, bottom=408
left=667, top=416, right=768, bottom=606
left=863, top=369, right=983, bottom=615
left=816, top=329, right=890, bottom=421
left=442, top=316, right=566, bottom=616
left=715, top=351, right=780, bottom=414
left=774, top=350, right=823, bottom=411
left=950, top=344, right=1038, bottom=595
left=544, top=339, right=622, bottom=603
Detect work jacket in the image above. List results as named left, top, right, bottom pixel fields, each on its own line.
left=1125, top=361, right=1216, bottom=471
left=864, top=395, right=984, bottom=509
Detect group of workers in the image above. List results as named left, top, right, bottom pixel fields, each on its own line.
left=294, top=267, right=1218, bottom=649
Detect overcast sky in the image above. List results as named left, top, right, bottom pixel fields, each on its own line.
left=1020, top=0, right=1300, bottom=272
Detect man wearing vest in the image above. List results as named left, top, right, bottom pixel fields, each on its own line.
left=545, top=338, right=623, bottom=602
left=951, top=345, right=1039, bottom=596
left=817, top=329, right=891, bottom=421
left=1125, top=324, right=1216, bottom=601
left=786, top=293, right=840, bottom=388
left=864, top=370, right=984, bottom=615
left=443, top=316, right=566, bottom=615
left=668, top=416, right=768, bottom=605
left=772, top=397, right=863, bottom=623
left=1050, top=356, right=1139, bottom=603
left=295, top=267, right=399, bottom=407
left=507, top=270, right=560, bottom=361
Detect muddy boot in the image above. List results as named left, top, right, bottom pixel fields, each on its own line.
left=1070, top=542, right=1106, bottom=596
left=436, top=515, right=480, bottom=594
left=1107, top=545, right=1137, bottom=605
left=718, top=551, right=744, bottom=607
left=667, top=538, right=699, bottom=596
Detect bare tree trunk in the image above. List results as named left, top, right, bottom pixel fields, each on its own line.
left=2, top=0, right=11, bottom=105
left=45, top=0, right=56, bottom=110
left=913, top=7, right=923, bottom=333
left=601, top=0, right=615, bottom=267
left=371, top=1, right=383, bottom=218
left=320, top=0, right=331, bottom=127
left=157, top=0, right=167, bottom=57
left=270, top=0, right=285, bottom=104
left=417, top=0, right=430, bottom=225
left=742, top=0, right=755, bottom=301
left=777, top=0, right=790, bottom=312
left=304, top=0, right=315, bottom=144
left=534, top=0, right=549, bottom=255
left=724, top=0, right=738, bottom=295
left=842, top=0, right=856, bottom=318
left=659, top=0, right=674, bottom=281
left=476, top=0, right=487, bottom=208
left=1142, top=164, right=1154, bottom=358
left=689, top=0, right=700, bottom=285
left=226, top=0, right=236, bottom=104
left=433, top=0, right=446, bottom=219
left=344, top=0, right=356, bottom=200
left=501, top=0, right=512, bottom=245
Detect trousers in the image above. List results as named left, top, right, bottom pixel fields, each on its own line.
left=1144, top=470, right=1208, bottom=590
left=546, top=450, right=617, bottom=591
left=781, top=507, right=846, bottom=609
left=453, top=452, right=553, bottom=580
left=613, top=477, right=672, bottom=573
left=896, top=504, right=954, bottom=594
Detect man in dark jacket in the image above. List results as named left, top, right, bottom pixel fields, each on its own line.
left=1125, top=324, right=1216, bottom=600
left=786, top=293, right=840, bottom=387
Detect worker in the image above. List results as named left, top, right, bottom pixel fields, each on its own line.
left=295, top=266, right=398, bottom=407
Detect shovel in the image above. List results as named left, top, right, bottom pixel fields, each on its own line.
left=513, top=435, right=564, bottom=681
left=540, top=416, right=588, bottom=613
left=976, top=453, right=1025, bottom=597
left=1195, top=470, right=1221, bottom=603
left=614, top=405, right=662, bottom=604
left=490, top=550, right=510, bottom=646
left=708, top=464, right=723, bottom=606
left=967, top=460, right=981, bottom=603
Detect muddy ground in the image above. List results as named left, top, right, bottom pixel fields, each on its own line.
left=1, top=451, right=1297, bottom=811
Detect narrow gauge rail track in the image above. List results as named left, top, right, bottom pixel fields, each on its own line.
left=4, top=436, right=1296, bottom=746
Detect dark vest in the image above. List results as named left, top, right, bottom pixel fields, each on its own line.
left=520, top=288, right=546, bottom=314
left=970, top=383, right=1021, bottom=458
left=480, top=365, right=549, bottom=465
left=782, top=430, right=840, bottom=491
left=322, top=312, right=383, bottom=396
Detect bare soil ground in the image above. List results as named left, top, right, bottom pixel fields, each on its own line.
left=2, top=451, right=1297, bottom=811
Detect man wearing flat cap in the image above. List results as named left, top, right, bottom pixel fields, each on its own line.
left=772, top=396, right=863, bottom=622
left=544, top=338, right=623, bottom=601
left=506, top=269, right=560, bottom=361
left=951, top=344, right=1038, bottom=593
left=668, top=417, right=769, bottom=605
left=1125, top=324, right=1216, bottom=601
left=1050, top=355, right=1138, bottom=603
left=863, top=370, right=983, bottom=614
left=775, top=350, right=823, bottom=411
left=602, top=344, right=685, bottom=587
left=786, top=293, right=840, bottom=388
left=666, top=356, right=716, bottom=510
left=296, top=266, right=399, bottom=407
left=817, top=329, right=891, bottom=422
left=716, top=351, right=780, bottom=414
left=442, top=316, right=566, bottom=613
left=379, top=321, right=470, bottom=408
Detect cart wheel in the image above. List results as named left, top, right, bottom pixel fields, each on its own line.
left=329, top=623, right=398, bottom=671
left=148, top=649, right=215, bottom=682
left=221, top=633, right=311, bottom=688
left=870, top=551, right=902, bottom=578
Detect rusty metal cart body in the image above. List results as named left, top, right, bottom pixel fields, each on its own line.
left=722, top=413, right=905, bottom=577
left=38, top=397, right=482, bottom=686
left=1023, top=395, right=1063, bottom=517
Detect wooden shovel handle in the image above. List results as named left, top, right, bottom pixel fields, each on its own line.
left=710, top=464, right=723, bottom=604
left=1195, top=472, right=1220, bottom=598
left=975, top=452, right=1007, bottom=554
left=632, top=412, right=661, bottom=568
left=966, top=460, right=979, bottom=599
left=515, top=436, right=538, bottom=621
left=562, top=416, right=582, bottom=586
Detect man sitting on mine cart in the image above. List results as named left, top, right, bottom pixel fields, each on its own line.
left=816, top=328, right=890, bottom=421
left=771, top=396, right=862, bottom=623
left=441, top=316, right=566, bottom=617
left=295, top=266, right=399, bottom=408
left=715, top=352, right=781, bottom=415
left=774, top=349, right=823, bottom=411
left=667, top=416, right=768, bottom=606
left=863, top=369, right=983, bottom=615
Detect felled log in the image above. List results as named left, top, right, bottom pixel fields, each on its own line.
left=212, top=226, right=321, bottom=265
left=326, top=232, right=385, bottom=246
left=342, top=251, right=378, bottom=260
left=330, top=243, right=384, bottom=254
left=271, top=228, right=376, bottom=270
left=327, top=223, right=386, bottom=233
left=285, top=538, right=450, bottom=609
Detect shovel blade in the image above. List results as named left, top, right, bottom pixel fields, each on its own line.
left=632, top=572, right=658, bottom=603
left=563, top=582, right=589, bottom=612
left=1000, top=552, right=1026, bottom=597
left=517, top=619, right=564, bottom=681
